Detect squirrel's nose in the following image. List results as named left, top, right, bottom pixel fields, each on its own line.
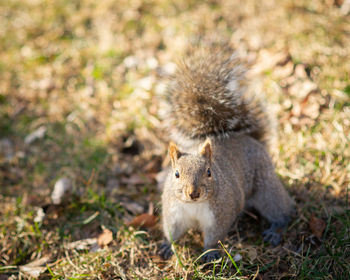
left=189, top=189, right=200, bottom=200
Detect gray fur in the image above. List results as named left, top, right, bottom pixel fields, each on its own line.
left=160, top=43, right=294, bottom=262
left=161, top=137, right=294, bottom=261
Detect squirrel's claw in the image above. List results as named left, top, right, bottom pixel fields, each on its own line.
left=201, top=250, right=221, bottom=263
left=262, top=229, right=282, bottom=246
left=159, top=242, right=173, bottom=260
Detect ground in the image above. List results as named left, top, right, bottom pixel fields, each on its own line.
left=0, top=0, right=349, bottom=279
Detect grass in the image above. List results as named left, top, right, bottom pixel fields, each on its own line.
left=0, top=0, right=349, bottom=279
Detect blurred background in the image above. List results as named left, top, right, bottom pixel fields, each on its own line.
left=0, top=0, right=349, bottom=279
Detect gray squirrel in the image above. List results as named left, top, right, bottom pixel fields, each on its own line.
left=158, top=42, right=295, bottom=262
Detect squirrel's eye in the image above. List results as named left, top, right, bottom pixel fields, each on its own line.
left=207, top=168, right=211, bottom=177
left=175, top=170, right=180, bottom=178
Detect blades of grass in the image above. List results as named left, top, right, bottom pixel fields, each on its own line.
left=300, top=244, right=311, bottom=278
left=252, top=265, right=259, bottom=280
left=82, top=211, right=99, bottom=225
left=0, top=266, right=17, bottom=270
left=0, top=266, right=17, bottom=272
left=223, top=255, right=230, bottom=271
left=212, top=259, right=216, bottom=279
left=168, top=230, right=184, bottom=269
left=46, top=264, right=60, bottom=280
left=68, top=274, right=91, bottom=279
left=259, top=261, right=275, bottom=273
left=219, top=256, right=225, bottom=277
left=193, top=263, right=199, bottom=279
left=171, top=242, right=185, bottom=269
left=194, top=248, right=222, bottom=263
left=218, top=241, right=242, bottom=276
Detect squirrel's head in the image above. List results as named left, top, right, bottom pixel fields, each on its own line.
left=168, top=138, right=214, bottom=203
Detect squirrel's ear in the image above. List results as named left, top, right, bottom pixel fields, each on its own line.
left=169, top=142, right=181, bottom=167
left=200, top=138, right=212, bottom=162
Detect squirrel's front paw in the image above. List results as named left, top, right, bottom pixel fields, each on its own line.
left=201, top=250, right=221, bottom=262
left=159, top=242, right=173, bottom=260
left=262, top=229, right=281, bottom=246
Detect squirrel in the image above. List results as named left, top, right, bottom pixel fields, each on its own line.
left=158, top=42, right=295, bottom=262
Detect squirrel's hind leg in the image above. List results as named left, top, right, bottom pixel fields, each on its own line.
left=248, top=162, right=295, bottom=245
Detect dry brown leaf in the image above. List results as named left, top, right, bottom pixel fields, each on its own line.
left=309, top=215, right=326, bottom=239
left=294, top=64, right=307, bottom=79
left=127, top=213, right=157, bottom=228
left=289, top=80, right=318, bottom=99
left=291, top=102, right=302, bottom=117
left=51, top=177, right=73, bottom=205
left=97, top=228, right=113, bottom=247
left=300, top=94, right=321, bottom=120
left=302, top=102, right=320, bottom=120
left=247, top=247, right=257, bottom=263
left=19, top=255, right=51, bottom=278
left=65, top=238, right=97, bottom=250
left=20, top=265, right=47, bottom=278
left=290, top=92, right=321, bottom=124
left=252, top=50, right=290, bottom=74
left=274, top=61, right=294, bottom=79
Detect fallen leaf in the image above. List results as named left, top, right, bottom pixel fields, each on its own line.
left=97, top=228, right=113, bottom=247
left=127, top=213, right=157, bottom=228
left=289, top=80, right=318, bottom=99
left=19, top=255, right=51, bottom=278
left=20, top=266, right=47, bottom=278
left=274, top=61, right=294, bottom=79
left=51, top=177, right=73, bottom=205
left=294, top=64, right=307, bottom=79
left=252, top=50, right=290, bottom=75
left=302, top=102, right=320, bottom=120
left=65, top=238, right=97, bottom=250
left=300, top=94, right=321, bottom=120
left=24, top=126, right=46, bottom=144
left=291, top=102, right=302, bottom=117
left=309, top=215, right=326, bottom=239
left=34, top=207, right=45, bottom=223
left=247, top=247, right=257, bottom=263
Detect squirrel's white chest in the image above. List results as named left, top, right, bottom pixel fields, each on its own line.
left=176, top=201, right=215, bottom=230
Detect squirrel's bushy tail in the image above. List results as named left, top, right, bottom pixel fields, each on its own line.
left=166, top=43, right=270, bottom=145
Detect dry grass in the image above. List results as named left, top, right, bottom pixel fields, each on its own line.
left=0, top=0, right=349, bottom=279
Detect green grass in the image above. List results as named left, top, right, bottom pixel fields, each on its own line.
left=0, top=0, right=349, bottom=279
left=299, top=211, right=350, bottom=279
